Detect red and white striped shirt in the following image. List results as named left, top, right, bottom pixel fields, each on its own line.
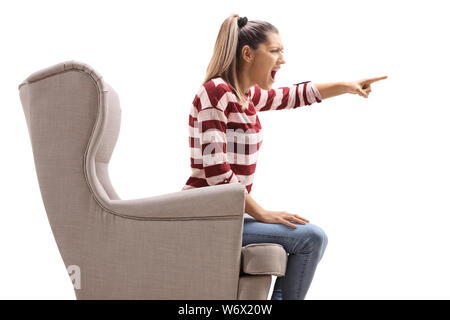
left=181, top=76, right=322, bottom=194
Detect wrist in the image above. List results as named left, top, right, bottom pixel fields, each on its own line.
left=244, top=193, right=267, bottom=219
left=248, top=209, right=267, bottom=220
left=341, top=81, right=352, bottom=94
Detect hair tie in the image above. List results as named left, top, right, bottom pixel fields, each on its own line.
left=237, top=16, right=248, bottom=29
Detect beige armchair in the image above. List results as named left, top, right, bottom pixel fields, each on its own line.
left=18, top=61, right=287, bottom=300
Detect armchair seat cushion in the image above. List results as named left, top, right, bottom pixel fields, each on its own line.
left=240, top=243, right=288, bottom=277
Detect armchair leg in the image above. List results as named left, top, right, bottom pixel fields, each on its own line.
left=237, top=275, right=272, bottom=300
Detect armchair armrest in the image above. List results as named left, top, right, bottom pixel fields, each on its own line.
left=105, top=183, right=246, bottom=220
left=79, top=182, right=248, bottom=299
left=240, top=243, right=288, bottom=276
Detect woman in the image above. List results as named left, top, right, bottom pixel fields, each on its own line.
left=182, top=14, right=387, bottom=300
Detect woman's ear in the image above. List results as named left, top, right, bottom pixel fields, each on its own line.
left=241, top=45, right=253, bottom=62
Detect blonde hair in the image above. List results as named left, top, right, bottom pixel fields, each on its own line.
left=203, top=13, right=279, bottom=106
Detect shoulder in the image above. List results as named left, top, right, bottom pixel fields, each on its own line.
left=195, top=77, right=233, bottom=112
left=202, top=77, right=233, bottom=97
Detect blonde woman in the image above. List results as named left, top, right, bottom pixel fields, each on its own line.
left=182, top=14, right=387, bottom=300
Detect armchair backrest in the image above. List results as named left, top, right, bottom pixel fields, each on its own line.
left=19, top=60, right=122, bottom=203
left=18, top=61, right=123, bottom=291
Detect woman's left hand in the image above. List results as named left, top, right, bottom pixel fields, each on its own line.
left=345, top=75, right=388, bottom=98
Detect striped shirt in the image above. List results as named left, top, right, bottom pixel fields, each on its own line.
left=181, top=76, right=323, bottom=194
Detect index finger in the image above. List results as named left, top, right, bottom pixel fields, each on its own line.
left=366, top=75, right=388, bottom=83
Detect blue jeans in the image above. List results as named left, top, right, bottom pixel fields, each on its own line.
left=242, top=215, right=328, bottom=300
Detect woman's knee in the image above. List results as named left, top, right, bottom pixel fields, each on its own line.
left=294, top=223, right=328, bottom=254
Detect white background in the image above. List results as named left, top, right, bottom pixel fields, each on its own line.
left=1, top=0, right=449, bottom=299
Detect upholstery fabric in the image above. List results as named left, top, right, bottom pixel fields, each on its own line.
left=241, top=243, right=287, bottom=277
left=237, top=275, right=272, bottom=300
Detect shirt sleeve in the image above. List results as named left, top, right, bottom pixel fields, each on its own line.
left=196, top=83, right=249, bottom=193
left=250, top=81, right=322, bottom=112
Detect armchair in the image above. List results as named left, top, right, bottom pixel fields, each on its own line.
left=18, top=61, right=287, bottom=299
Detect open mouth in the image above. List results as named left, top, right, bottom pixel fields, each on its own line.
left=270, top=70, right=277, bottom=81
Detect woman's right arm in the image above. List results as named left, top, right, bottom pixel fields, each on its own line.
left=245, top=193, right=310, bottom=229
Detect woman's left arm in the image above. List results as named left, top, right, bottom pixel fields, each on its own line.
left=314, top=76, right=388, bottom=100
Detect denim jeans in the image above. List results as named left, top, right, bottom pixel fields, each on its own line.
left=242, top=215, right=328, bottom=300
